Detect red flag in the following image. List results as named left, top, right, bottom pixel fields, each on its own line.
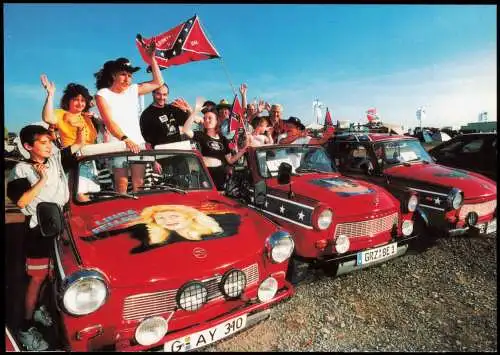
left=136, top=15, right=220, bottom=72
left=228, top=95, right=244, bottom=151
left=366, top=108, right=378, bottom=123
left=324, top=107, right=335, bottom=134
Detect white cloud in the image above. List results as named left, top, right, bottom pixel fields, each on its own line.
left=249, top=49, right=497, bottom=129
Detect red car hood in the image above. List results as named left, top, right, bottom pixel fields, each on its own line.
left=269, top=173, right=398, bottom=217
left=69, top=193, right=274, bottom=287
left=384, top=163, right=497, bottom=200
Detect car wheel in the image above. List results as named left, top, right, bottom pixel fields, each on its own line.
left=286, top=256, right=310, bottom=285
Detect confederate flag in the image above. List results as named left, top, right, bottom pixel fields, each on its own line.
left=324, top=107, right=335, bottom=134
left=136, top=15, right=220, bottom=72
left=227, top=94, right=244, bottom=151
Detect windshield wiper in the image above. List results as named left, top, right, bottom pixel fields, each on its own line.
left=295, top=167, right=329, bottom=174
left=139, top=184, right=186, bottom=194
left=86, top=191, right=138, bottom=200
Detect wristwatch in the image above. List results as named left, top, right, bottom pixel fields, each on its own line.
left=120, top=135, right=128, bottom=141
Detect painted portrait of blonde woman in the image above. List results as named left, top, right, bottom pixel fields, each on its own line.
left=81, top=204, right=240, bottom=254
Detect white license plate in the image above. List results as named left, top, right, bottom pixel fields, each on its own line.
left=479, top=219, right=497, bottom=234
left=164, top=314, right=247, bottom=352
left=357, top=242, right=398, bottom=266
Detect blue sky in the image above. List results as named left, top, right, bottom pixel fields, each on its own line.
left=4, top=4, right=497, bottom=133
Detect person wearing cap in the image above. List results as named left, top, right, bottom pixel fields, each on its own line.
left=280, top=116, right=334, bottom=145
left=94, top=42, right=164, bottom=194
left=139, top=83, right=193, bottom=148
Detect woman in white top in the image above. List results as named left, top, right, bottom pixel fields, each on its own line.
left=94, top=44, right=164, bottom=193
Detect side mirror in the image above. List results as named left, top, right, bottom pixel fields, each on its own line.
left=254, top=180, right=267, bottom=207
left=362, top=160, right=374, bottom=176
left=36, top=202, right=63, bottom=238
left=277, top=162, right=292, bottom=185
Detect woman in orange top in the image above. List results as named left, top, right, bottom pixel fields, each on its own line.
left=40, top=74, right=98, bottom=147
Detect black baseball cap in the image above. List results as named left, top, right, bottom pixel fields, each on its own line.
left=285, top=116, right=305, bottom=131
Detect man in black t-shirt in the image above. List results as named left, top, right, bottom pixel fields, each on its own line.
left=140, top=84, right=192, bottom=148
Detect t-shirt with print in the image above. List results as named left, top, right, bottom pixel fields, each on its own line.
left=96, top=84, right=144, bottom=143
left=6, top=144, right=76, bottom=228
left=192, top=131, right=230, bottom=162
left=139, top=104, right=189, bottom=147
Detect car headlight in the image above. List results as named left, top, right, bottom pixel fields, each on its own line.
left=334, top=234, right=350, bottom=254
left=267, top=231, right=294, bottom=263
left=257, top=277, right=278, bottom=303
left=135, top=316, right=168, bottom=346
left=407, top=194, right=418, bottom=212
left=315, top=208, right=333, bottom=230
left=447, top=188, right=463, bottom=210
left=62, top=270, right=108, bottom=316
left=220, top=269, right=246, bottom=299
left=401, top=220, right=414, bottom=236
left=465, top=212, right=478, bottom=227
left=176, top=281, right=208, bottom=312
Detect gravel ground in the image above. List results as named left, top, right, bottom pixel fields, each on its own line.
left=205, top=232, right=497, bottom=352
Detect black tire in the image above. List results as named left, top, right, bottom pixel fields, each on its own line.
left=286, top=256, right=310, bottom=285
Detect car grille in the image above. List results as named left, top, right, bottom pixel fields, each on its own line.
left=459, top=200, right=497, bottom=220
left=334, top=212, right=398, bottom=238
left=122, top=263, right=259, bottom=321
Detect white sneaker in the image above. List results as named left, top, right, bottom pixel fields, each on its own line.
left=33, top=305, right=53, bottom=327
left=18, top=327, right=49, bottom=351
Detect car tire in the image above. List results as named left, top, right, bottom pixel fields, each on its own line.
left=286, top=256, right=310, bottom=285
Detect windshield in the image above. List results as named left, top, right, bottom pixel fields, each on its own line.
left=256, top=145, right=336, bottom=178
left=75, top=151, right=213, bottom=203
left=374, top=139, right=432, bottom=166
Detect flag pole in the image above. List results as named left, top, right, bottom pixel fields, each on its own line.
left=198, top=16, right=237, bottom=96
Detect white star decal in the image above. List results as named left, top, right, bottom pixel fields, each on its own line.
left=172, top=50, right=176, bottom=55
left=264, top=200, right=269, bottom=208
left=178, top=39, right=183, bottom=43
left=434, top=197, right=441, bottom=205
left=298, top=210, right=305, bottom=221
left=279, top=205, right=285, bottom=214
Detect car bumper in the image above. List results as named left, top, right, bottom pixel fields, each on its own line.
left=318, top=235, right=417, bottom=276
left=448, top=218, right=497, bottom=237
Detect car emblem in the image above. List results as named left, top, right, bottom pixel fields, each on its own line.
left=193, top=247, right=207, bottom=259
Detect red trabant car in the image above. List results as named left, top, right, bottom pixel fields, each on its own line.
left=35, top=141, right=294, bottom=351
left=225, top=144, right=420, bottom=281
left=328, top=133, right=497, bottom=237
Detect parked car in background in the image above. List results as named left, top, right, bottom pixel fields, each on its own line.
left=428, top=132, right=497, bottom=181
left=328, top=133, right=497, bottom=238
left=225, top=144, right=420, bottom=283
left=35, top=141, right=294, bottom=351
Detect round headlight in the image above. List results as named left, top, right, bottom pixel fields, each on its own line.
left=62, top=271, right=107, bottom=316
left=220, top=269, right=247, bottom=299
left=402, top=220, right=414, bottom=236
left=177, top=281, right=208, bottom=312
left=334, top=234, right=350, bottom=254
left=317, top=209, right=333, bottom=230
left=257, top=277, right=278, bottom=303
left=135, top=316, right=168, bottom=346
left=407, top=195, right=418, bottom=212
left=448, top=188, right=463, bottom=210
left=268, top=231, right=294, bottom=263
left=465, top=212, right=478, bottom=227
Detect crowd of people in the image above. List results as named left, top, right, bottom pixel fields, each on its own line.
left=6, top=41, right=335, bottom=351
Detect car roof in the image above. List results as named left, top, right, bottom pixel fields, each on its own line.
left=335, top=132, right=417, bottom=143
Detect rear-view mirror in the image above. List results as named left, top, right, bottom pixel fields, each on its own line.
left=36, top=202, right=63, bottom=238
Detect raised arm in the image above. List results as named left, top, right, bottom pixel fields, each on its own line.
left=225, top=135, right=250, bottom=165
left=240, top=83, right=248, bottom=114
left=40, top=74, right=57, bottom=125
left=138, top=42, right=165, bottom=95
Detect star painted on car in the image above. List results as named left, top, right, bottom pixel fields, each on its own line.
left=434, top=197, right=441, bottom=205
left=298, top=211, right=305, bottom=221
left=279, top=205, right=285, bottom=214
